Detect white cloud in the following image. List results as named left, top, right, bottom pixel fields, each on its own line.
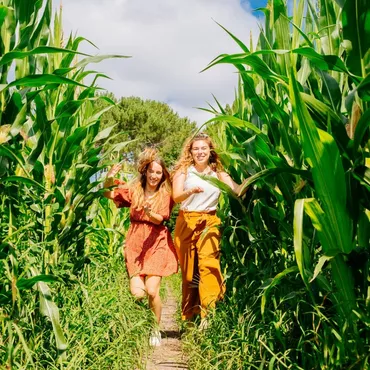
left=60, top=0, right=261, bottom=125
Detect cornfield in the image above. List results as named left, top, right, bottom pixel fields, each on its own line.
left=0, top=0, right=133, bottom=367
left=1, top=0, right=369, bottom=369
left=186, top=0, right=370, bottom=368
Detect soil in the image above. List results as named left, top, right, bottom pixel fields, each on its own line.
left=145, top=285, right=188, bottom=370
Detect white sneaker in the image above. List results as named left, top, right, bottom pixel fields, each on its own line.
left=149, top=330, right=161, bottom=347
left=199, top=318, right=209, bottom=331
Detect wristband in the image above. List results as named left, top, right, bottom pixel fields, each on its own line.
left=105, top=177, right=114, bottom=186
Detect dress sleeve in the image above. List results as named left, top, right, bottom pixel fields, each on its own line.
left=156, top=193, right=174, bottom=221
left=112, top=180, right=132, bottom=208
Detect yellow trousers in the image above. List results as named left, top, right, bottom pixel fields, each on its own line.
left=174, top=211, right=225, bottom=320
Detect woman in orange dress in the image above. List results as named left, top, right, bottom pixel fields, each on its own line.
left=104, top=148, right=178, bottom=346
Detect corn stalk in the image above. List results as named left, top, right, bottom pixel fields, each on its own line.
left=204, top=0, right=369, bottom=367
left=0, top=0, right=128, bottom=365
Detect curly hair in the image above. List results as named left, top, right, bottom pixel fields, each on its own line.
left=129, top=148, right=171, bottom=211
left=172, top=132, right=224, bottom=177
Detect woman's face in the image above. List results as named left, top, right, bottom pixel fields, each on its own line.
left=191, top=140, right=211, bottom=166
left=146, top=161, right=163, bottom=189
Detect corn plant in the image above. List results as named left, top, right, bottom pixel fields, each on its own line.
left=200, top=0, right=370, bottom=368
left=0, top=0, right=128, bottom=366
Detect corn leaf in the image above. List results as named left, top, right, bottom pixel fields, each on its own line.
left=289, top=70, right=352, bottom=254
left=37, top=281, right=67, bottom=355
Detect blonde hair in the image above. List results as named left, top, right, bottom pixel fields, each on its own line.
left=172, top=132, right=224, bottom=177
left=129, top=148, right=171, bottom=211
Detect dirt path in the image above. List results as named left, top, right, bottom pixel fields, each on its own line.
left=145, top=285, right=188, bottom=370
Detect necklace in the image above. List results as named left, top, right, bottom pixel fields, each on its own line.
left=145, top=189, right=156, bottom=198
left=194, top=165, right=210, bottom=174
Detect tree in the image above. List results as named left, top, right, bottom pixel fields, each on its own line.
left=98, top=94, right=197, bottom=167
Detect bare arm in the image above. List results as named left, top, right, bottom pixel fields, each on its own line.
left=172, top=170, right=203, bottom=203
left=103, top=164, right=122, bottom=199
left=218, top=171, right=249, bottom=196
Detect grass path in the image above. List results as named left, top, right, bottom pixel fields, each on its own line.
left=145, top=281, right=188, bottom=370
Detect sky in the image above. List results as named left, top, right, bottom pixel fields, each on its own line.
left=60, top=0, right=267, bottom=125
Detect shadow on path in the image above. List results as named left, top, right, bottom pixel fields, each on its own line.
left=145, top=283, right=188, bottom=370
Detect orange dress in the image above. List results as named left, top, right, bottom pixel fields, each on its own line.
left=112, top=182, right=178, bottom=277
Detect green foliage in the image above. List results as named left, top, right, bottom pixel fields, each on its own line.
left=188, top=0, right=370, bottom=368
left=1, top=253, right=153, bottom=369
left=98, top=94, right=197, bottom=167
left=57, top=256, right=153, bottom=370
left=87, top=196, right=130, bottom=256
left=0, top=0, right=135, bottom=366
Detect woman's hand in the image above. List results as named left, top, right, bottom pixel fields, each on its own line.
left=143, top=202, right=163, bottom=225
left=106, top=163, right=122, bottom=178
left=188, top=186, right=204, bottom=195
left=104, top=163, right=123, bottom=197
left=172, top=170, right=204, bottom=203
left=143, top=203, right=152, bottom=216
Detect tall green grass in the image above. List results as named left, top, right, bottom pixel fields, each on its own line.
left=57, top=256, right=153, bottom=370
left=1, top=253, right=155, bottom=370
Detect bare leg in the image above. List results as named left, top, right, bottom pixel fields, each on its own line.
left=130, top=275, right=146, bottom=299
left=145, top=275, right=162, bottom=324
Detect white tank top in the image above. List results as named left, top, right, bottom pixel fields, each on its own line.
left=180, top=166, right=221, bottom=212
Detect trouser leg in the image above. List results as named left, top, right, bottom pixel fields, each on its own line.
left=197, top=215, right=225, bottom=318
left=174, top=213, right=200, bottom=320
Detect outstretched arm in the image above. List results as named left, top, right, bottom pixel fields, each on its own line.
left=172, top=170, right=203, bottom=203
left=218, top=171, right=249, bottom=197
left=103, top=163, right=122, bottom=199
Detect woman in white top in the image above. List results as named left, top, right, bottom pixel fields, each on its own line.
left=172, top=132, right=246, bottom=326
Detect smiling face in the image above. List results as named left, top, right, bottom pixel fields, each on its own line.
left=145, top=161, right=164, bottom=190
left=190, top=139, right=211, bottom=166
